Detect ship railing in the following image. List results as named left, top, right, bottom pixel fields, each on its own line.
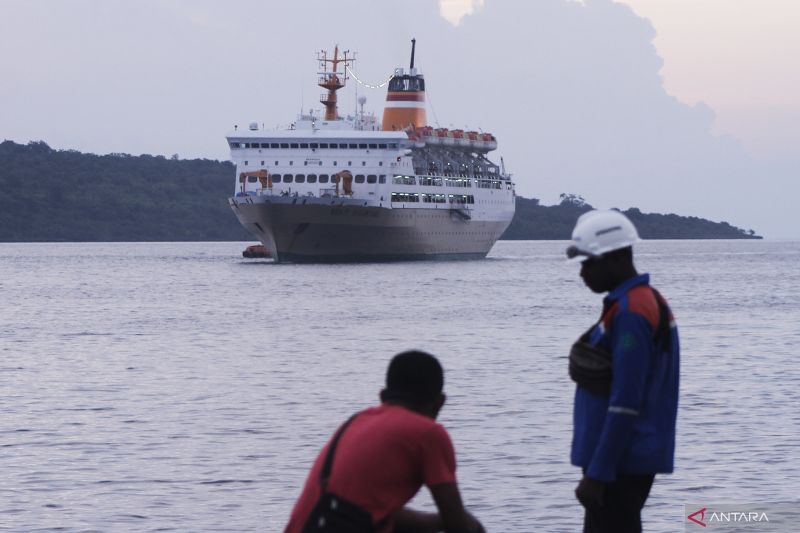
left=319, top=187, right=338, bottom=198
left=475, top=179, right=503, bottom=190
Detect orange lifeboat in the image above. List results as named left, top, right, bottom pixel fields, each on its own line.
left=242, top=244, right=270, bottom=258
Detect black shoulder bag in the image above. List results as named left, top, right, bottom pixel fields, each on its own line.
left=302, top=414, right=375, bottom=533
left=569, top=288, right=672, bottom=396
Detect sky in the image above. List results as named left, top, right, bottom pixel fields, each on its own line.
left=1, top=0, right=797, bottom=238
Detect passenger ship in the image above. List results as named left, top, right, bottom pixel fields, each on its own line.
left=227, top=41, right=515, bottom=262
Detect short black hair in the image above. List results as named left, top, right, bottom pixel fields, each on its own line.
left=384, top=350, right=444, bottom=406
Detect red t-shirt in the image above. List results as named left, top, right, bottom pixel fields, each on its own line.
left=284, top=404, right=457, bottom=532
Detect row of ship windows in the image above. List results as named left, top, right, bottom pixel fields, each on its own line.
left=244, top=161, right=385, bottom=167
left=391, top=193, right=475, bottom=204
left=243, top=173, right=507, bottom=190
left=395, top=175, right=506, bottom=189
left=395, top=176, right=472, bottom=187
left=246, top=174, right=389, bottom=184
left=232, top=142, right=399, bottom=150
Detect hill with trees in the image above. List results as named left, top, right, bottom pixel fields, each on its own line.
left=0, top=140, right=761, bottom=242
left=503, top=194, right=760, bottom=240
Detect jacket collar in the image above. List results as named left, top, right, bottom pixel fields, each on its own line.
left=604, top=273, right=650, bottom=304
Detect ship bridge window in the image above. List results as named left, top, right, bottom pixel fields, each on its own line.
left=310, top=143, right=318, bottom=149
left=295, top=174, right=306, bottom=183
left=378, top=143, right=387, bottom=149
left=229, top=141, right=241, bottom=149
left=388, top=76, right=425, bottom=92
left=319, top=174, right=329, bottom=183
left=258, top=143, right=267, bottom=148
left=367, top=175, right=377, bottom=184
left=355, top=175, right=365, bottom=184
left=328, top=143, right=338, bottom=149
left=282, top=174, right=293, bottom=183
left=300, top=143, right=309, bottom=149
left=388, top=143, right=398, bottom=149
left=368, top=143, right=377, bottom=149
left=307, top=174, right=317, bottom=183
left=270, top=143, right=279, bottom=148
left=290, top=143, right=299, bottom=149
left=280, top=143, right=289, bottom=148
left=349, top=143, right=358, bottom=149
left=319, top=143, right=329, bottom=149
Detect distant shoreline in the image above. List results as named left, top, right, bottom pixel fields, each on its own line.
left=0, top=140, right=761, bottom=242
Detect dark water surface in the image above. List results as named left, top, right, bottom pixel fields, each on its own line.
left=2, top=240, right=799, bottom=531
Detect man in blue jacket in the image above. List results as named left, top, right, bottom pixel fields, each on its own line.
left=566, top=210, right=680, bottom=533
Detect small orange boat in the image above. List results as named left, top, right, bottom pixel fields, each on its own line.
left=242, top=244, right=270, bottom=258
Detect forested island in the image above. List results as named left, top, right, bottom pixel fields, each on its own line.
left=0, top=140, right=761, bottom=242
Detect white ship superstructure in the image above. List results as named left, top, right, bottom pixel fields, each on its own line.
left=228, top=41, right=515, bottom=262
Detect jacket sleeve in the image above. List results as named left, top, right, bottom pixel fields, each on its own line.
left=586, top=310, right=653, bottom=481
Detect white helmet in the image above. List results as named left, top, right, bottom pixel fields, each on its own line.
left=566, top=209, right=639, bottom=260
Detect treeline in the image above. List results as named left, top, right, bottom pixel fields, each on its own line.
left=0, top=141, right=760, bottom=242
left=0, top=140, right=249, bottom=242
left=503, top=194, right=760, bottom=240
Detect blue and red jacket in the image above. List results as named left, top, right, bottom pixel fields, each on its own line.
left=571, top=273, right=680, bottom=482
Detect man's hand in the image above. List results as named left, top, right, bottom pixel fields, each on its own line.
left=430, top=483, right=485, bottom=533
left=575, top=475, right=606, bottom=510
left=392, top=507, right=442, bottom=533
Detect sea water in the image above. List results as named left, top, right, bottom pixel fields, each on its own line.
left=1, top=240, right=798, bottom=532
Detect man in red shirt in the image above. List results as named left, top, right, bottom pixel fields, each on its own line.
left=285, top=350, right=485, bottom=533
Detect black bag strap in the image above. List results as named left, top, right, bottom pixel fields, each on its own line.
left=651, top=288, right=672, bottom=354
left=319, top=413, right=358, bottom=491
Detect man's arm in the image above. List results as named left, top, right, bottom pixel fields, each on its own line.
left=585, top=311, right=653, bottom=482
left=429, top=482, right=485, bottom=533
left=392, top=507, right=442, bottom=533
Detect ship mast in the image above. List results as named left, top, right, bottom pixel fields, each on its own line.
left=317, top=45, right=353, bottom=121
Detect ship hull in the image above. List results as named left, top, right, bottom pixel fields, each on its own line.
left=229, top=196, right=512, bottom=263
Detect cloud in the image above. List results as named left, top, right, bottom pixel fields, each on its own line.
left=439, top=0, right=485, bottom=26
left=422, top=0, right=789, bottom=235
left=0, top=0, right=795, bottom=236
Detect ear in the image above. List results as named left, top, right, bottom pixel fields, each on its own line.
left=431, top=393, right=446, bottom=418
